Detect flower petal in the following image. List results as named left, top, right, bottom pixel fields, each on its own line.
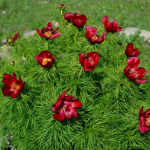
left=102, top=16, right=108, bottom=26
left=51, top=32, right=61, bottom=39
left=127, top=57, right=140, bottom=69
left=58, top=89, right=70, bottom=100
left=79, top=52, right=84, bottom=64
left=47, top=22, right=53, bottom=29
left=53, top=111, right=65, bottom=121
left=72, top=98, right=82, bottom=108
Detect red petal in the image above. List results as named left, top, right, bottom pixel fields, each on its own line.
left=138, top=124, right=149, bottom=134
left=116, top=26, right=122, bottom=32
left=36, top=28, right=45, bottom=37
left=58, top=89, right=70, bottom=100
left=74, top=13, right=81, bottom=17
left=127, top=57, right=140, bottom=69
left=85, top=26, right=93, bottom=38
left=145, top=109, right=150, bottom=115
left=136, top=67, right=148, bottom=74
left=139, top=106, right=144, bottom=116
left=72, top=109, right=78, bottom=118
left=35, top=55, right=39, bottom=61
left=91, top=27, right=97, bottom=35
left=2, top=87, right=12, bottom=96
left=47, top=22, right=53, bottom=29
left=79, top=53, right=84, bottom=64
left=51, top=32, right=61, bottom=39
left=53, top=28, right=59, bottom=33
left=54, top=99, right=63, bottom=110
left=64, top=13, right=74, bottom=21
left=102, top=16, right=108, bottom=26
left=72, top=98, right=82, bottom=108
left=11, top=90, right=20, bottom=98
left=53, top=111, right=65, bottom=121
left=135, top=79, right=147, bottom=83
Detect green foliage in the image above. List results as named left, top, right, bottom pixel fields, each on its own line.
left=0, top=2, right=150, bottom=150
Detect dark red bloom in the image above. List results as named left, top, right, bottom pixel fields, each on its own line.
left=138, top=106, right=150, bottom=134
left=51, top=89, right=82, bottom=121
left=79, top=52, right=100, bottom=71
left=36, top=22, right=60, bottom=40
left=72, top=13, right=87, bottom=28
left=5, top=33, right=20, bottom=44
left=85, top=25, right=106, bottom=44
left=125, top=43, right=141, bottom=57
left=2, top=73, right=25, bottom=98
left=124, top=57, right=148, bottom=83
left=35, top=50, right=55, bottom=68
left=64, top=12, right=74, bottom=21
left=102, top=16, right=122, bottom=33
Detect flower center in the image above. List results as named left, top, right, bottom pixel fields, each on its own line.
left=42, top=58, right=52, bottom=65
left=60, top=105, right=67, bottom=111
left=45, top=31, right=52, bottom=38
left=11, top=83, right=21, bottom=91
left=129, top=68, right=135, bottom=74
left=91, top=35, right=98, bottom=40
left=146, top=116, right=150, bottom=126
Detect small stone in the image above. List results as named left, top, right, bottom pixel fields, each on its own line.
left=1, top=10, right=7, bottom=15
left=120, top=27, right=150, bottom=41
left=0, top=45, right=11, bottom=60
left=1, top=39, right=7, bottom=45
left=23, top=30, right=36, bottom=38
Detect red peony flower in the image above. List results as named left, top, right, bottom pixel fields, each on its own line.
left=2, top=73, right=25, bottom=98
left=138, top=106, right=150, bottom=134
left=72, top=13, right=87, bottom=28
left=124, top=57, right=148, bottom=83
left=5, top=33, right=20, bottom=44
left=85, top=25, right=106, bottom=44
left=79, top=52, right=100, bottom=71
left=64, top=12, right=74, bottom=21
left=35, top=50, right=55, bottom=68
left=125, top=43, right=141, bottom=57
left=102, top=16, right=122, bottom=33
left=51, top=89, right=82, bottom=121
left=36, top=22, right=60, bottom=40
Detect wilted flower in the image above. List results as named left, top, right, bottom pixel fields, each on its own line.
left=5, top=33, right=20, bottom=45
left=72, top=13, right=87, bottom=28
left=85, top=25, right=106, bottom=44
left=36, top=22, right=60, bottom=40
left=138, top=106, right=150, bottom=134
left=102, top=16, right=122, bottom=33
left=79, top=52, right=100, bottom=71
left=2, top=73, right=25, bottom=98
left=51, top=89, right=82, bottom=121
left=35, top=50, right=55, bottom=68
left=124, top=57, right=148, bottom=83
left=125, top=43, right=141, bottom=57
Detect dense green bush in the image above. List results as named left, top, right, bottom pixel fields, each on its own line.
left=0, top=5, right=150, bottom=150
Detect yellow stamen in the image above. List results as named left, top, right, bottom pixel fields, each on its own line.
left=11, top=83, right=20, bottom=91
left=146, top=116, right=150, bottom=126
left=60, top=105, right=67, bottom=111
left=91, top=35, right=98, bottom=40
left=42, top=58, right=52, bottom=65
left=129, top=68, right=135, bottom=74
left=45, top=31, right=52, bottom=38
